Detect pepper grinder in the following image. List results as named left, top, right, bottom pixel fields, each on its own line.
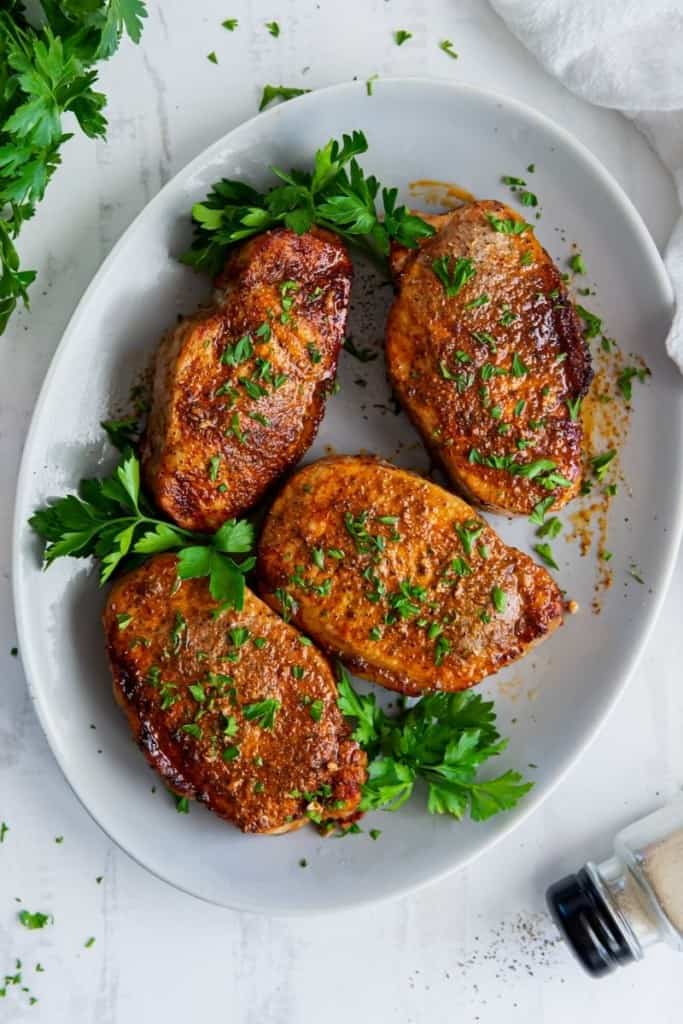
left=547, top=796, right=683, bottom=976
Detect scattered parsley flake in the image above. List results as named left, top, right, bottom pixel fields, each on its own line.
left=439, top=39, right=458, bottom=59
left=394, top=29, right=412, bottom=46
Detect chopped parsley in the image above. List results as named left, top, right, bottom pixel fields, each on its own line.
left=0, top=821, right=8, bottom=842
left=115, top=613, right=132, bottom=631
left=486, top=213, right=531, bottom=235
left=510, top=353, right=528, bottom=376
left=207, top=51, right=218, bottom=64
left=566, top=396, right=582, bottom=421
left=258, top=84, right=311, bottom=112
left=576, top=305, right=602, bottom=339
left=221, top=333, right=253, bottom=366
left=222, top=18, right=238, bottom=31
left=439, top=39, right=458, bottom=59
left=366, top=73, right=379, bottom=96
left=18, top=911, right=51, bottom=930
left=394, top=29, right=412, bottom=45
left=309, top=699, right=324, bottom=722
left=243, top=699, right=281, bottom=730
left=591, top=450, right=616, bottom=481
left=534, top=543, right=559, bottom=570
left=617, top=365, right=650, bottom=401
left=455, top=520, right=484, bottom=556
left=569, top=253, right=586, bottom=274
left=222, top=745, right=240, bottom=762
left=265, top=21, right=280, bottom=37
left=537, top=516, right=562, bottom=539
left=208, top=455, right=221, bottom=482
left=491, top=586, right=506, bottom=613
left=431, top=255, right=476, bottom=297
left=465, top=294, right=489, bottom=309
left=499, top=307, right=518, bottom=326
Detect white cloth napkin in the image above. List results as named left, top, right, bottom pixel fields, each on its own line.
left=490, top=0, right=683, bottom=371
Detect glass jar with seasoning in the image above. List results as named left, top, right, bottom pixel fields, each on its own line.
left=547, top=795, right=683, bottom=976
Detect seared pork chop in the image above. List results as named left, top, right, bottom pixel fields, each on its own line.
left=386, top=200, right=592, bottom=515
left=142, top=227, right=352, bottom=531
left=103, top=554, right=366, bottom=833
left=258, top=456, right=563, bottom=696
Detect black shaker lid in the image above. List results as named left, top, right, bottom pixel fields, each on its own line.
left=546, top=867, right=635, bottom=977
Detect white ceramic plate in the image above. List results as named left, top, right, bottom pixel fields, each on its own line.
left=13, top=80, right=683, bottom=914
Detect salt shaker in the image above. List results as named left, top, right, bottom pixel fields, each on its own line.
left=546, top=796, right=683, bottom=976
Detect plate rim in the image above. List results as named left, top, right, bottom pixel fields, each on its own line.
left=12, top=76, right=683, bottom=915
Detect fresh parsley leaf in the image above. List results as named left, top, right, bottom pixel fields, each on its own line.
left=181, top=130, right=436, bottom=275
left=222, top=19, right=238, bottom=31
left=337, top=670, right=532, bottom=823
left=576, top=304, right=602, bottom=339
left=617, top=365, right=650, bottom=401
left=569, top=253, right=586, bottom=274
left=394, top=29, right=412, bottom=46
left=534, top=542, right=559, bottom=570
left=439, top=39, right=458, bottom=59
left=100, top=416, right=140, bottom=452
left=486, top=213, right=531, bottom=235
left=590, top=449, right=616, bottom=481
left=265, top=21, right=280, bottom=36
left=30, top=444, right=254, bottom=610
left=366, top=73, right=379, bottom=96
left=0, top=3, right=148, bottom=334
left=18, top=910, right=51, bottom=930
left=258, top=83, right=310, bottom=111
left=243, top=699, right=281, bottom=730
left=431, top=255, right=476, bottom=297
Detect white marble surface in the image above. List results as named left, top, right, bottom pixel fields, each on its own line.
left=1, top=1, right=682, bottom=1020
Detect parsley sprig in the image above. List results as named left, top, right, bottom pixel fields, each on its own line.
left=181, top=130, right=435, bottom=275
left=29, top=449, right=255, bottom=609
left=336, top=666, right=533, bottom=821
left=0, top=2, right=147, bottom=335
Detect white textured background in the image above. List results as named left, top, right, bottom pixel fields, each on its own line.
left=1, top=2, right=682, bottom=1021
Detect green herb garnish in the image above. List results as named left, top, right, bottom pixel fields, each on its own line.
left=258, top=84, right=310, bottom=112
left=431, top=255, right=476, bottom=297
left=243, top=699, right=281, bottom=730
left=0, top=3, right=148, bottom=336
left=337, top=665, right=532, bottom=821
left=29, top=447, right=255, bottom=610
left=181, top=130, right=435, bottom=275
left=439, top=39, right=458, bottom=59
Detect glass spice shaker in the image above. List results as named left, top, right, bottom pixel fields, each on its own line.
left=546, top=795, right=683, bottom=976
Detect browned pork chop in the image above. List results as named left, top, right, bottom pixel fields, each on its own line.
left=386, top=200, right=592, bottom=515
left=103, top=554, right=366, bottom=833
left=258, top=456, right=564, bottom=697
left=142, top=227, right=352, bottom=531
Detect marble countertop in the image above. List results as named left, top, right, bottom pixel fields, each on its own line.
left=1, top=2, right=682, bottom=1020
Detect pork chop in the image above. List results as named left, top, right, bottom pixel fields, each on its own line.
left=142, top=227, right=352, bottom=531
left=386, top=200, right=592, bottom=515
left=103, top=553, right=366, bottom=833
left=257, top=456, right=564, bottom=696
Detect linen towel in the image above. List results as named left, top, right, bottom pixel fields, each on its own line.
left=490, top=0, right=683, bottom=370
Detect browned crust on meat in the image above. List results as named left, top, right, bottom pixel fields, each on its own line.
left=257, top=456, right=563, bottom=696
left=142, top=227, right=352, bottom=531
left=103, top=554, right=366, bottom=833
left=386, top=200, right=592, bottom=515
